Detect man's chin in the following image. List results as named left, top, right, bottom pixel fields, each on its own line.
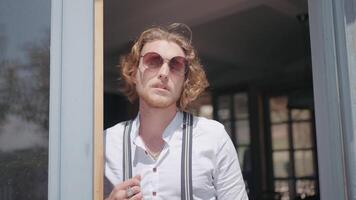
left=144, top=96, right=176, bottom=109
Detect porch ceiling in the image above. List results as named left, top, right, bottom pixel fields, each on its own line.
left=104, top=0, right=309, bottom=93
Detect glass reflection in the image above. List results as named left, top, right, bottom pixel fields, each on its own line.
left=217, top=95, right=230, bottom=120
left=272, top=124, right=289, bottom=150
left=238, top=146, right=248, bottom=167
left=234, top=93, right=248, bottom=119
left=269, top=96, right=288, bottom=123
left=0, top=0, right=50, bottom=199
left=235, top=120, right=250, bottom=145
left=293, top=122, right=312, bottom=149
left=296, top=179, right=316, bottom=198
left=291, top=109, right=311, bottom=120
left=273, top=151, right=290, bottom=178
left=223, top=121, right=231, bottom=136
left=294, top=150, right=315, bottom=177
left=274, top=180, right=290, bottom=200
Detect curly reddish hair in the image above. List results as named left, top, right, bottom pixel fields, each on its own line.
left=119, top=26, right=209, bottom=110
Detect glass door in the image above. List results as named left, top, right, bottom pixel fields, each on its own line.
left=267, top=95, right=318, bottom=200
left=0, top=0, right=51, bottom=199
left=215, top=92, right=252, bottom=192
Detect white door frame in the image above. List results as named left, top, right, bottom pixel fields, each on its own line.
left=309, top=0, right=356, bottom=199
left=49, top=0, right=96, bottom=199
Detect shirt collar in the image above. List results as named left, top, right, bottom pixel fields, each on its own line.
left=131, top=111, right=183, bottom=147
left=162, top=111, right=183, bottom=144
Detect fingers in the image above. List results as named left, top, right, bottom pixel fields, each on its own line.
left=116, top=175, right=141, bottom=190
left=129, top=186, right=141, bottom=195
left=108, top=176, right=142, bottom=200
left=109, top=189, right=127, bottom=200
left=132, top=175, right=141, bottom=181
left=128, top=192, right=143, bottom=200
left=133, top=175, right=141, bottom=181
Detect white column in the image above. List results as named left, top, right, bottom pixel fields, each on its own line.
left=49, top=0, right=94, bottom=199
left=309, top=0, right=356, bottom=199
left=335, top=0, right=356, bottom=199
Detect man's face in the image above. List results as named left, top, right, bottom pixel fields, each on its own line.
left=135, top=40, right=186, bottom=109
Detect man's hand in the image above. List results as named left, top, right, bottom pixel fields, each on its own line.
left=107, top=175, right=142, bottom=200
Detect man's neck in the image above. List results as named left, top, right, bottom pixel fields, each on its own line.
left=138, top=101, right=178, bottom=141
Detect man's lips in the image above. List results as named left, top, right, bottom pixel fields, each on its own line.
left=152, top=84, right=169, bottom=91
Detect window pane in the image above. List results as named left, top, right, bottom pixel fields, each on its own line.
left=234, top=93, right=248, bottom=119
left=199, top=104, right=213, bottom=119
left=237, top=146, right=249, bottom=170
left=235, top=120, right=250, bottom=145
left=272, top=124, right=289, bottom=150
left=273, top=151, right=291, bottom=178
left=270, top=96, right=288, bottom=123
left=293, top=122, right=312, bottom=149
left=294, top=150, right=315, bottom=177
left=189, top=92, right=213, bottom=119
left=0, top=0, right=50, bottom=199
left=274, top=180, right=290, bottom=200
left=222, top=121, right=231, bottom=137
left=296, top=179, right=316, bottom=198
left=291, top=109, right=311, bottom=120
left=217, top=95, right=230, bottom=120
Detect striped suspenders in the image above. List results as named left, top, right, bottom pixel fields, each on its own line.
left=181, top=112, right=194, bottom=200
left=122, top=120, right=133, bottom=181
left=122, top=112, right=194, bottom=199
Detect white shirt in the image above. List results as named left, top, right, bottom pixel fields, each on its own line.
left=105, top=112, right=248, bottom=200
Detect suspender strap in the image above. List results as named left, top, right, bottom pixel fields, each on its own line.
left=122, top=112, right=194, bottom=199
left=181, top=112, right=194, bottom=200
left=123, top=120, right=133, bottom=181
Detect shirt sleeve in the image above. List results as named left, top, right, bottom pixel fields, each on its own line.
left=213, top=135, right=249, bottom=200
left=104, top=125, right=124, bottom=186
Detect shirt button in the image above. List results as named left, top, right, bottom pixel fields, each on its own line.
left=153, top=167, right=157, bottom=172
left=152, top=191, right=157, bottom=196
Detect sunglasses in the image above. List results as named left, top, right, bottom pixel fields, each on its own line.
left=140, top=52, right=188, bottom=76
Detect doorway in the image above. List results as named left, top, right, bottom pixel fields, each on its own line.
left=103, top=0, right=318, bottom=199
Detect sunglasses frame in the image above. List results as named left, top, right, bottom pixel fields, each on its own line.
left=140, top=52, right=189, bottom=76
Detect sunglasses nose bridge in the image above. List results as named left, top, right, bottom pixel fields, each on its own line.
left=157, top=61, right=170, bottom=76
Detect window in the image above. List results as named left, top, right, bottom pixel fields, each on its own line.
left=215, top=92, right=252, bottom=187
left=189, top=92, right=213, bottom=119
left=269, top=96, right=317, bottom=200
left=0, top=0, right=51, bottom=199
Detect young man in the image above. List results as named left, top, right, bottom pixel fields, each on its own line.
left=105, top=24, right=248, bottom=200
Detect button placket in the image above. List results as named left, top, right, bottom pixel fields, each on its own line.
left=151, top=164, right=159, bottom=198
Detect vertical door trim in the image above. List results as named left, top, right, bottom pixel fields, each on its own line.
left=94, top=0, right=104, bottom=199
left=49, top=0, right=95, bottom=199
left=308, top=0, right=356, bottom=199
left=48, top=0, right=63, bottom=198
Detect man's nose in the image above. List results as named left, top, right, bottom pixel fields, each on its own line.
left=158, top=63, right=170, bottom=79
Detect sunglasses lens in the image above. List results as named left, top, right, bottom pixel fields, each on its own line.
left=143, top=52, right=163, bottom=69
left=142, top=52, right=187, bottom=76
left=169, top=57, right=187, bottom=74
